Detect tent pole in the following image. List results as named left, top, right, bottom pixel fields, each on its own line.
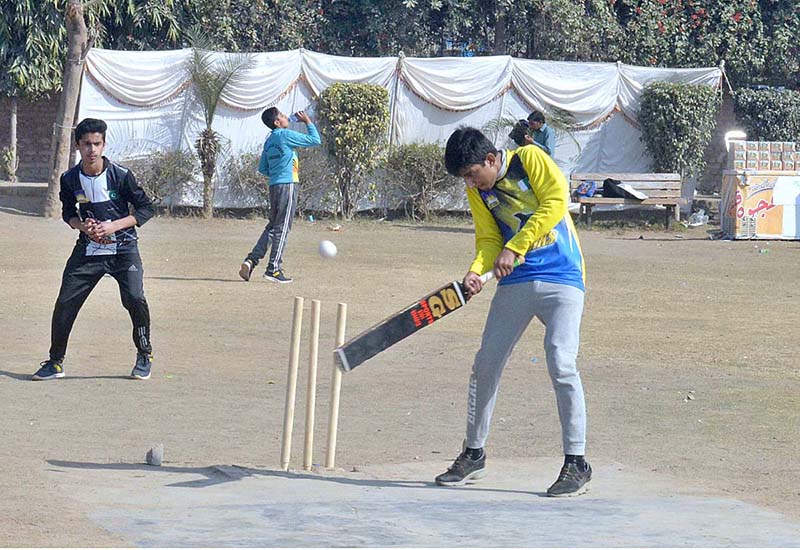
left=495, top=89, right=508, bottom=145
left=388, top=51, right=404, bottom=149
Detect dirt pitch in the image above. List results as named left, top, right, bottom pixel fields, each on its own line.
left=1, top=210, right=799, bottom=546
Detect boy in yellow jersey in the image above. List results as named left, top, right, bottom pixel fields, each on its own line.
left=436, top=127, right=590, bottom=497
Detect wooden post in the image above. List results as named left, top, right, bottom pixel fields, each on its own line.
left=280, top=297, right=304, bottom=471
left=325, top=303, right=346, bottom=469
left=302, top=300, right=321, bottom=470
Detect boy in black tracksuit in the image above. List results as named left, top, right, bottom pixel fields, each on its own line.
left=32, top=118, right=156, bottom=381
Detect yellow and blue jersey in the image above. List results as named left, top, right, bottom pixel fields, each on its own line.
left=466, top=145, right=585, bottom=291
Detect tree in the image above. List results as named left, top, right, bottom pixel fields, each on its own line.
left=184, top=0, right=324, bottom=53
left=639, top=82, right=720, bottom=180
left=45, top=0, right=88, bottom=218
left=185, top=33, right=253, bottom=218
left=0, top=0, right=67, bottom=182
left=88, top=0, right=184, bottom=51
left=317, top=82, right=389, bottom=220
left=757, top=0, right=800, bottom=88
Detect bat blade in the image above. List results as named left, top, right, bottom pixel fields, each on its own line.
left=334, top=279, right=469, bottom=372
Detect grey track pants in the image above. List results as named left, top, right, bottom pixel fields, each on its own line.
left=466, top=280, right=587, bottom=455
left=246, top=183, right=298, bottom=273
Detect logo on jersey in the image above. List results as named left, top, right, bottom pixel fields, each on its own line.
left=109, top=189, right=119, bottom=200
left=531, top=229, right=558, bottom=250
left=74, top=190, right=89, bottom=203
left=480, top=190, right=500, bottom=210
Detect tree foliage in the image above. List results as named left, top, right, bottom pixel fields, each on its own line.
left=639, top=81, right=721, bottom=178
left=733, top=88, right=800, bottom=142
left=185, top=31, right=254, bottom=218
left=317, top=82, right=389, bottom=220
left=0, top=0, right=66, bottom=99
left=183, top=0, right=324, bottom=53
left=87, top=0, right=184, bottom=51
left=384, top=142, right=461, bottom=221
left=3, top=0, right=799, bottom=99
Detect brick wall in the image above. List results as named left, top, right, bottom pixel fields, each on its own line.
left=0, top=94, right=61, bottom=182
left=699, top=90, right=741, bottom=194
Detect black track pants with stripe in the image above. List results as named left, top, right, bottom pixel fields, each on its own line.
left=246, top=182, right=297, bottom=273
left=49, top=246, right=152, bottom=361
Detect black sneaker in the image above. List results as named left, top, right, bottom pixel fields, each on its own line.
left=239, top=259, right=254, bottom=281
left=546, top=461, right=592, bottom=497
left=263, top=270, right=293, bottom=284
left=435, top=449, right=487, bottom=486
left=32, top=359, right=64, bottom=381
left=131, top=352, right=152, bottom=380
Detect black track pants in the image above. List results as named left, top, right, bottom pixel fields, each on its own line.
left=49, top=247, right=151, bottom=360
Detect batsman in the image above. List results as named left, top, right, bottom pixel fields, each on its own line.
left=438, top=127, right=590, bottom=497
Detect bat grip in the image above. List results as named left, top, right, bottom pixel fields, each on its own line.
left=478, top=258, right=522, bottom=284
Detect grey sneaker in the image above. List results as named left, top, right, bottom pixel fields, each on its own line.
left=32, top=359, right=65, bottom=381
left=435, top=449, right=486, bottom=486
left=239, top=259, right=254, bottom=281
left=131, top=352, right=152, bottom=380
left=263, top=270, right=293, bottom=284
left=546, top=461, right=592, bottom=497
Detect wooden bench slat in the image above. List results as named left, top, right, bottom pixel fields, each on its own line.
left=576, top=197, right=686, bottom=205
left=571, top=172, right=681, bottom=182
left=570, top=181, right=682, bottom=192
left=569, top=171, right=684, bottom=229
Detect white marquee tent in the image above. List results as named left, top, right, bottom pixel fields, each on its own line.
left=78, top=48, right=722, bottom=208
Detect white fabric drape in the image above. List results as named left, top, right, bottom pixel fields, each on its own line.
left=79, top=48, right=722, bottom=208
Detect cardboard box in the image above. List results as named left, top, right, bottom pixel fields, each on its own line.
left=772, top=160, right=784, bottom=170
left=731, top=141, right=747, bottom=152
left=747, top=159, right=759, bottom=169
left=760, top=150, right=771, bottom=161
left=783, top=160, right=795, bottom=171
left=746, top=141, right=759, bottom=150
left=770, top=142, right=784, bottom=152
left=759, top=160, right=772, bottom=170
left=759, top=141, right=770, bottom=151
left=733, top=160, right=746, bottom=170
left=747, top=150, right=759, bottom=161
left=733, top=150, right=746, bottom=161
left=783, top=142, right=796, bottom=152
left=783, top=151, right=795, bottom=161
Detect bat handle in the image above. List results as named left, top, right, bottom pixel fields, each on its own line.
left=478, top=258, right=522, bottom=285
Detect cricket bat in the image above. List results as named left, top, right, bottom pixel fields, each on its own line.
left=334, top=268, right=502, bottom=373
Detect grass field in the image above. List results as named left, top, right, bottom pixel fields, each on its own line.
left=1, top=211, right=798, bottom=546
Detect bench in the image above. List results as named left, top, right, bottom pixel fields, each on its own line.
left=569, top=173, right=686, bottom=229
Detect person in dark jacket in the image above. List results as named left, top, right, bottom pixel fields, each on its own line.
left=32, top=118, right=156, bottom=381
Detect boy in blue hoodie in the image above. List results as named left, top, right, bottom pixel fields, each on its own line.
left=239, top=107, right=321, bottom=283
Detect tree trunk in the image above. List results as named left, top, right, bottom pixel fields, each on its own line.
left=202, top=173, right=214, bottom=218
left=9, top=96, right=18, bottom=182
left=45, top=0, right=87, bottom=218
left=493, top=11, right=507, bottom=55
left=196, top=128, right=218, bottom=219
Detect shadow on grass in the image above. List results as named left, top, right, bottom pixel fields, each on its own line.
left=145, top=276, right=242, bottom=284
left=46, top=460, right=542, bottom=496
left=394, top=224, right=474, bottom=234
left=0, top=206, right=42, bottom=217
left=0, top=369, right=132, bottom=381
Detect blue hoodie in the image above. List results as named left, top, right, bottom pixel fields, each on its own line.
left=258, top=124, right=321, bottom=185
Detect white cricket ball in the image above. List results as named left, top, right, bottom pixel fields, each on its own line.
left=318, top=240, right=337, bottom=259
